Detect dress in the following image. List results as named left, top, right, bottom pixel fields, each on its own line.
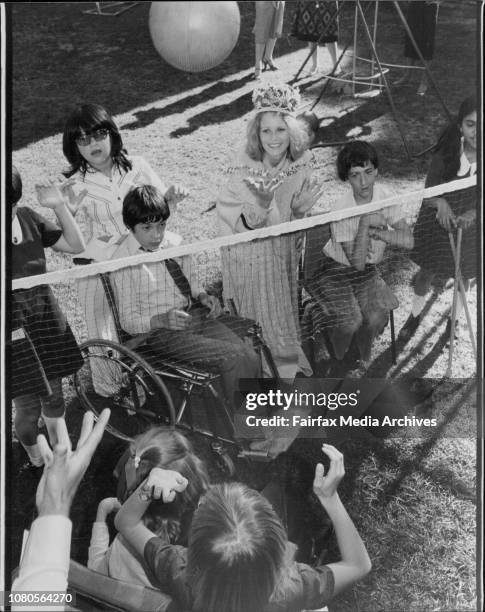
left=411, top=149, right=477, bottom=281
left=403, top=1, right=439, bottom=61
left=11, top=207, right=82, bottom=398
left=292, top=1, right=339, bottom=44
left=253, top=1, right=285, bottom=43
left=217, top=150, right=314, bottom=379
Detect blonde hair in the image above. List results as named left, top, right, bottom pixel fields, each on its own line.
left=245, top=111, right=310, bottom=162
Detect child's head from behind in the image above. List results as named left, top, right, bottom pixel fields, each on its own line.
left=118, top=426, right=209, bottom=542
left=63, top=103, right=124, bottom=175
left=122, top=185, right=170, bottom=251
left=188, top=482, right=287, bottom=612
left=9, top=166, right=23, bottom=219
left=337, top=141, right=379, bottom=204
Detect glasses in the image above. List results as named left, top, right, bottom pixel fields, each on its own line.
left=75, top=128, right=110, bottom=147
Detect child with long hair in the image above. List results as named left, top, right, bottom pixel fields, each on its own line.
left=87, top=426, right=209, bottom=588
left=10, top=165, right=85, bottom=466
left=114, top=443, right=371, bottom=612
left=60, top=103, right=188, bottom=394
left=398, top=94, right=477, bottom=342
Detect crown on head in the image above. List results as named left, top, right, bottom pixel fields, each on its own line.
left=252, top=83, right=301, bottom=116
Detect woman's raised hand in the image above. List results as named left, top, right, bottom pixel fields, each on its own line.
left=291, top=176, right=323, bottom=217
left=244, top=174, right=283, bottom=208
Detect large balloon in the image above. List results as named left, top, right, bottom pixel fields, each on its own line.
left=149, top=2, right=240, bottom=73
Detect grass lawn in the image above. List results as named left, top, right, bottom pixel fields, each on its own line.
left=7, top=2, right=480, bottom=611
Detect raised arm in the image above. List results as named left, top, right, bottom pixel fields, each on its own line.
left=313, top=444, right=371, bottom=596
left=35, top=180, right=86, bottom=254
left=114, top=468, right=188, bottom=557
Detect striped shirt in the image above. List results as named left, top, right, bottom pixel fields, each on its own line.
left=69, top=155, right=167, bottom=247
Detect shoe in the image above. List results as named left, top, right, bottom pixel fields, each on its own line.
left=252, top=69, right=261, bottom=80
left=397, top=314, right=421, bottom=343
left=417, top=79, right=428, bottom=96
left=263, top=59, right=278, bottom=71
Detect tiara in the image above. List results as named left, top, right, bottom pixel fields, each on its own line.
left=252, top=83, right=301, bottom=116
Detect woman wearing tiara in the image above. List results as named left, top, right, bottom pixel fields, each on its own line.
left=217, top=84, right=322, bottom=380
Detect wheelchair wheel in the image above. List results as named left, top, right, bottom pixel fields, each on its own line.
left=74, top=339, right=176, bottom=442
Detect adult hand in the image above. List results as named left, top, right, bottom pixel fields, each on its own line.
left=36, top=409, right=110, bottom=517
left=313, top=443, right=345, bottom=502
left=140, top=467, right=188, bottom=503
left=291, top=177, right=323, bottom=217
left=165, top=184, right=189, bottom=207
left=435, top=198, right=456, bottom=231
left=455, top=209, right=475, bottom=230
left=96, top=497, right=122, bottom=522
left=198, top=292, right=222, bottom=319
left=244, top=175, right=282, bottom=208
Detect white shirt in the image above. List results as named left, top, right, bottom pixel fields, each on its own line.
left=11, top=516, right=72, bottom=611
left=323, top=184, right=403, bottom=266
left=110, top=232, right=203, bottom=336
left=88, top=524, right=153, bottom=588
left=69, top=155, right=167, bottom=258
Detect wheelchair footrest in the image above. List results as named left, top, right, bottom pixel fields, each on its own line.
left=237, top=449, right=272, bottom=462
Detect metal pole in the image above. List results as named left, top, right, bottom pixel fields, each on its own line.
left=353, top=1, right=359, bottom=97
left=370, top=0, right=379, bottom=92
left=392, top=0, right=454, bottom=124
left=356, top=0, right=412, bottom=158
left=446, top=228, right=463, bottom=377
left=448, top=229, right=477, bottom=358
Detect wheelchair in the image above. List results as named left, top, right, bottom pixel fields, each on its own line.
left=73, top=272, right=280, bottom=475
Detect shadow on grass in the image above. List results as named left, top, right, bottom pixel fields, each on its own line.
left=120, top=74, right=255, bottom=133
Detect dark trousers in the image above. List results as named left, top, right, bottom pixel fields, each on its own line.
left=147, top=311, right=260, bottom=410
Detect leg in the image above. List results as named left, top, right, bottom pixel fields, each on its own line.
left=398, top=267, right=435, bottom=341
left=325, top=41, right=338, bottom=71
left=263, top=38, right=278, bottom=69
left=254, top=42, right=265, bottom=77
left=147, top=323, right=259, bottom=411
left=309, top=42, right=318, bottom=72
left=13, top=394, right=44, bottom=465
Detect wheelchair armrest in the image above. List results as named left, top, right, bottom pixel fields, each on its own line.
left=68, top=560, right=174, bottom=612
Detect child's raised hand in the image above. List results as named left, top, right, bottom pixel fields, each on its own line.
left=244, top=175, right=283, bottom=208
left=165, top=184, right=189, bottom=208
left=96, top=497, right=122, bottom=521
left=140, top=467, right=188, bottom=503
left=291, top=176, right=323, bottom=216
left=35, top=179, right=67, bottom=210
left=313, top=444, right=345, bottom=501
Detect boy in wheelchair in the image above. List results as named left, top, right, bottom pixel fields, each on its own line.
left=110, top=185, right=260, bottom=414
